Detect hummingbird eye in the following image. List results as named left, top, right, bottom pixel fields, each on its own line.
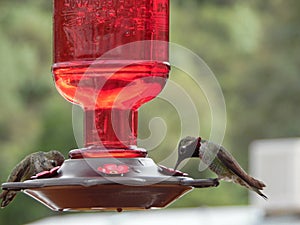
left=179, top=146, right=187, bottom=155
left=50, top=160, right=57, bottom=167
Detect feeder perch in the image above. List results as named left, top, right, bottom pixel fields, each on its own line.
left=2, top=0, right=219, bottom=211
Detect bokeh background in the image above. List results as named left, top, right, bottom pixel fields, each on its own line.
left=1, top=0, right=300, bottom=224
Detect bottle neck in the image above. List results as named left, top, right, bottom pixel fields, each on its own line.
left=84, top=108, right=138, bottom=149
left=68, top=107, right=147, bottom=159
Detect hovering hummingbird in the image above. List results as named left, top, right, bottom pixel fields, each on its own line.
left=0, top=151, right=65, bottom=208
left=175, top=136, right=267, bottom=199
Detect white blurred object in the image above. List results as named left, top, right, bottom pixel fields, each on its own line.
left=250, top=138, right=300, bottom=213
left=27, top=207, right=262, bottom=225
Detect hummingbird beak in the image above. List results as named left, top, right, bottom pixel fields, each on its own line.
left=174, top=162, right=179, bottom=171
left=174, top=159, right=182, bottom=170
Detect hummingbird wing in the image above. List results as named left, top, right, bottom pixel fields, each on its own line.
left=217, top=147, right=266, bottom=190
left=0, top=154, right=33, bottom=207
left=6, top=155, right=32, bottom=182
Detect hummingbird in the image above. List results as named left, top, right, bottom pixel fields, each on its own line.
left=175, top=136, right=267, bottom=199
left=0, top=150, right=65, bottom=208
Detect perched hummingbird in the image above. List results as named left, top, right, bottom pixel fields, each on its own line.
left=175, top=136, right=267, bottom=199
left=0, top=151, right=65, bottom=208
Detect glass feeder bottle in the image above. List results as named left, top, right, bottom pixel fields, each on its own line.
left=52, top=0, right=170, bottom=158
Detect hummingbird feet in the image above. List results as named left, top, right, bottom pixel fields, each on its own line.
left=211, top=178, right=220, bottom=187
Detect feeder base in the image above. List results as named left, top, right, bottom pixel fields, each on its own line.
left=24, top=182, right=191, bottom=211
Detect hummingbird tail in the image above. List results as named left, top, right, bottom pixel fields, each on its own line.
left=250, top=177, right=266, bottom=189
left=254, top=188, right=268, bottom=200
left=0, top=190, right=17, bottom=208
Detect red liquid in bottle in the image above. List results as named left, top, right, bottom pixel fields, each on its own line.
left=53, top=0, right=169, bottom=158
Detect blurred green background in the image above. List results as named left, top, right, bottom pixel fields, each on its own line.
left=0, top=0, right=300, bottom=224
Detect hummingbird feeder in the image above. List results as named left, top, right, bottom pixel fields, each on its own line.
left=2, top=0, right=218, bottom=211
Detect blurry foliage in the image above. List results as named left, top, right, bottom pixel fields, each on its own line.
left=0, top=0, right=300, bottom=224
